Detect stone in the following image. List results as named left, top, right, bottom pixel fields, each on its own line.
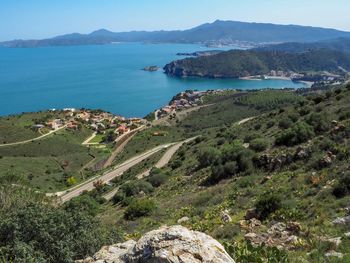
left=177, top=216, right=190, bottom=224
left=248, top=218, right=262, bottom=229
left=325, top=251, right=343, bottom=259
left=221, top=210, right=232, bottom=223
left=333, top=216, right=350, bottom=225
left=344, top=232, right=350, bottom=237
left=328, top=237, right=342, bottom=248
left=77, top=225, right=235, bottom=263
left=244, top=232, right=258, bottom=241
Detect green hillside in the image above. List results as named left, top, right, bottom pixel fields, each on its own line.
left=164, top=49, right=350, bottom=78
left=1, top=83, right=350, bottom=262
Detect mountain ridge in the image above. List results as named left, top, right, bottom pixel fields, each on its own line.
left=2, top=20, right=350, bottom=48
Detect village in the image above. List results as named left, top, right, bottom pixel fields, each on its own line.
left=33, top=108, right=147, bottom=144
left=156, top=90, right=224, bottom=119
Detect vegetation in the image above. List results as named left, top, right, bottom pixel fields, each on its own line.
left=164, top=49, right=350, bottom=78
left=2, top=83, right=350, bottom=262
left=0, top=180, right=116, bottom=263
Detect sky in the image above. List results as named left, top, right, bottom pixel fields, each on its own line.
left=0, top=0, right=349, bottom=41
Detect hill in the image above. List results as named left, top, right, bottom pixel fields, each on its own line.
left=256, top=37, right=350, bottom=53
left=2, top=20, right=350, bottom=47
left=164, top=49, right=350, bottom=78
left=2, top=82, right=350, bottom=262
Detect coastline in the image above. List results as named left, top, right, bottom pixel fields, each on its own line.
left=239, top=75, right=314, bottom=87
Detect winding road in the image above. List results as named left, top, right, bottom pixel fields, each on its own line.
left=104, top=137, right=197, bottom=200
left=0, top=124, right=67, bottom=147
left=55, top=143, right=174, bottom=203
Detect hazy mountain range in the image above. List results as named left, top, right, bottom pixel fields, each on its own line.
left=2, top=20, right=350, bottom=48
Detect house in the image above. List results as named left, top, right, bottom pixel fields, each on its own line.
left=117, top=124, right=130, bottom=134
left=46, top=119, right=63, bottom=130
left=67, top=121, right=79, bottom=130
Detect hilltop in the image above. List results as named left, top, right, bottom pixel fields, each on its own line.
left=2, top=20, right=350, bottom=48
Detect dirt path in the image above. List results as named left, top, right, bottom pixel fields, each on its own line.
left=103, top=137, right=197, bottom=200
left=102, top=126, right=146, bottom=169
left=0, top=124, right=68, bottom=147
left=82, top=132, right=98, bottom=145
left=53, top=143, right=174, bottom=203
left=237, top=117, right=255, bottom=125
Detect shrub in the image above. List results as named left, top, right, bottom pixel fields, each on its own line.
left=299, top=106, right=311, bottom=116
left=64, top=195, right=100, bottom=216
left=244, top=133, right=261, bottom=143
left=306, top=113, right=331, bottom=134
left=112, top=191, right=126, bottom=205
left=171, top=159, right=182, bottom=169
left=121, top=181, right=153, bottom=197
left=278, top=118, right=293, bottom=129
left=266, top=121, right=275, bottom=128
left=197, top=147, right=220, bottom=168
left=124, top=199, right=156, bottom=220
left=255, top=193, right=282, bottom=220
left=333, top=173, right=350, bottom=198
left=250, top=138, right=269, bottom=152
left=147, top=170, right=169, bottom=187
left=276, top=122, right=315, bottom=146
left=346, top=83, right=350, bottom=90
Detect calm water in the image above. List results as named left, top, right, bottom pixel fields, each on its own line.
left=0, top=43, right=305, bottom=117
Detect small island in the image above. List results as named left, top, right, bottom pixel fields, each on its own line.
left=142, top=66, right=159, bottom=72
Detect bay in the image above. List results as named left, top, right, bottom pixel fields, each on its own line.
left=0, top=43, right=305, bottom=117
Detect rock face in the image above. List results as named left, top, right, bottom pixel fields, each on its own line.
left=78, top=225, right=235, bottom=263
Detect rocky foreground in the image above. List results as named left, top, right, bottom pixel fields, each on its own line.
left=77, top=225, right=235, bottom=263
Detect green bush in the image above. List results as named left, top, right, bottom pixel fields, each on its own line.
left=333, top=173, right=350, bottom=198
left=255, top=193, right=282, bottom=220
left=197, top=147, right=220, bottom=168
left=147, top=169, right=169, bottom=187
left=225, top=241, right=288, bottom=263
left=64, top=195, right=100, bottom=216
left=124, top=199, right=156, bottom=220
left=306, top=113, right=331, bottom=134
left=276, top=122, right=315, bottom=146
left=278, top=118, right=293, bottom=129
left=121, top=181, right=154, bottom=197
left=249, top=138, right=269, bottom=152
left=0, top=191, right=112, bottom=263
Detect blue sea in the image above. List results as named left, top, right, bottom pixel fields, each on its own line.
left=0, top=43, right=306, bottom=117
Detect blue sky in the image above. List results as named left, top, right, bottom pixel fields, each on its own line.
left=0, top=0, right=349, bottom=41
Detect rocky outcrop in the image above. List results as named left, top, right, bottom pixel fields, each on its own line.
left=77, top=225, right=235, bottom=263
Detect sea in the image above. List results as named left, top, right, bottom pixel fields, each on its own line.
left=0, top=43, right=306, bottom=117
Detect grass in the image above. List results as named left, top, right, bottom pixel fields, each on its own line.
left=0, top=124, right=109, bottom=191
left=0, top=111, right=67, bottom=144
left=112, top=126, right=186, bottom=164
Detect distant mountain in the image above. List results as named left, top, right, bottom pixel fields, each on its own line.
left=164, top=49, right=350, bottom=78
left=2, top=20, right=350, bottom=48
left=256, top=37, right=350, bottom=53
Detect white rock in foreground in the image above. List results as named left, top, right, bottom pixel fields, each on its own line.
left=77, top=225, right=235, bottom=263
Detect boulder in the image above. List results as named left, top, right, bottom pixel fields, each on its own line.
left=221, top=210, right=232, bottom=223
left=77, top=225, right=235, bottom=263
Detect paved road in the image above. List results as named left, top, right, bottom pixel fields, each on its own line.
left=0, top=124, right=68, bottom=147
left=57, top=143, right=173, bottom=203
